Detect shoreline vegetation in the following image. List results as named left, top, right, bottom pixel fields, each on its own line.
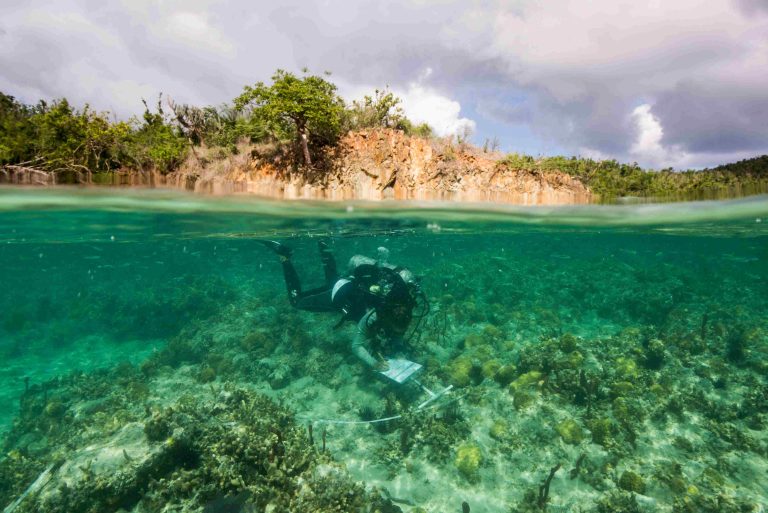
left=2, top=69, right=768, bottom=202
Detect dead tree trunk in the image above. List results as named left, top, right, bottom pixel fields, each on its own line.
left=298, top=125, right=311, bottom=167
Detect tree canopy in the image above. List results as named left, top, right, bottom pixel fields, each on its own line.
left=234, top=69, right=344, bottom=166
left=2, top=69, right=767, bottom=199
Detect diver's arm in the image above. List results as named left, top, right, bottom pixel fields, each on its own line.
left=352, top=310, right=379, bottom=367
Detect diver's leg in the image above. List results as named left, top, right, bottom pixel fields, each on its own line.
left=260, top=240, right=301, bottom=306
left=260, top=240, right=293, bottom=258
left=294, top=286, right=335, bottom=312
left=280, top=258, right=302, bottom=306
left=288, top=239, right=336, bottom=311
left=318, top=239, right=337, bottom=286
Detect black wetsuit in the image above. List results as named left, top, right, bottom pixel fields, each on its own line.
left=272, top=241, right=417, bottom=367
left=280, top=241, right=339, bottom=312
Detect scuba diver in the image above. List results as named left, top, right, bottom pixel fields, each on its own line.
left=261, top=240, right=429, bottom=376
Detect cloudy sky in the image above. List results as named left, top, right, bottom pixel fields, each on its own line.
left=1, top=0, right=767, bottom=169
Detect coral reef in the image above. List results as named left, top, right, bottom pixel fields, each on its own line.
left=1, top=203, right=767, bottom=513
left=3, top=381, right=380, bottom=513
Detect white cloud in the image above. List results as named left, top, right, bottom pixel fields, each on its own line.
left=628, top=104, right=687, bottom=168
left=1, top=0, right=766, bottom=167
left=164, top=11, right=234, bottom=57
left=338, top=69, right=476, bottom=138
left=398, top=84, right=475, bottom=138
left=396, top=70, right=476, bottom=138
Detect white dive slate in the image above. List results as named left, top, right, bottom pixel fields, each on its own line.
left=379, top=358, right=423, bottom=384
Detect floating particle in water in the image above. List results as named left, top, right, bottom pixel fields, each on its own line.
left=110, top=235, right=115, bottom=241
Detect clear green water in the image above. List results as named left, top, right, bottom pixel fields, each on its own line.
left=1, top=188, right=767, bottom=512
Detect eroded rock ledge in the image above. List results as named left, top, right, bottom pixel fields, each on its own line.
left=3, top=129, right=592, bottom=205
left=162, top=130, right=591, bottom=205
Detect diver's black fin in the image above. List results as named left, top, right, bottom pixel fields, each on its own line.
left=259, top=240, right=293, bottom=258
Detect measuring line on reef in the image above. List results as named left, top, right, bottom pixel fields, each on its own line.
left=300, top=385, right=458, bottom=427
left=3, top=461, right=62, bottom=513
left=307, top=413, right=405, bottom=426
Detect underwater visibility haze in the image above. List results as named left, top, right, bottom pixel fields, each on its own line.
left=0, top=188, right=767, bottom=513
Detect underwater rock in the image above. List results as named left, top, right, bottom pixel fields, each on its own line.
left=144, top=413, right=172, bottom=442
left=594, top=491, right=641, bottom=513
left=493, top=364, right=517, bottom=386
left=32, top=422, right=169, bottom=510
left=240, top=331, right=276, bottom=356
left=614, top=357, right=640, bottom=380
left=513, top=390, right=536, bottom=411
left=454, top=443, right=482, bottom=481
left=202, top=491, right=252, bottom=513
left=446, top=356, right=475, bottom=387
left=489, top=419, right=510, bottom=441
left=563, top=350, right=584, bottom=370
left=618, top=470, right=646, bottom=494
left=587, top=418, right=615, bottom=447
left=268, top=364, right=293, bottom=389
left=509, top=370, right=544, bottom=393
left=612, top=397, right=643, bottom=427
left=289, top=464, right=368, bottom=512
left=43, top=399, right=66, bottom=419
left=559, top=333, right=580, bottom=353
left=463, top=332, right=485, bottom=349
left=643, top=338, right=666, bottom=369
left=481, top=324, right=504, bottom=343
left=394, top=405, right=470, bottom=464
left=25, top=436, right=49, bottom=457
left=481, top=360, right=501, bottom=380
left=555, top=419, right=584, bottom=445
left=610, top=381, right=635, bottom=399
left=196, top=366, right=217, bottom=383
left=671, top=487, right=759, bottom=513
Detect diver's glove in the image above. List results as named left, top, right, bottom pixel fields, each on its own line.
left=374, top=353, right=390, bottom=371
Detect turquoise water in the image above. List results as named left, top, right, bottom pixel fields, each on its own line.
left=1, top=188, right=767, bottom=512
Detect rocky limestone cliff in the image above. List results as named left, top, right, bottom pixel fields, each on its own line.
left=165, top=129, right=592, bottom=205
left=1, top=129, right=592, bottom=204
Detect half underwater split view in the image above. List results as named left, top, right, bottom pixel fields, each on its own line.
left=1, top=188, right=767, bottom=513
